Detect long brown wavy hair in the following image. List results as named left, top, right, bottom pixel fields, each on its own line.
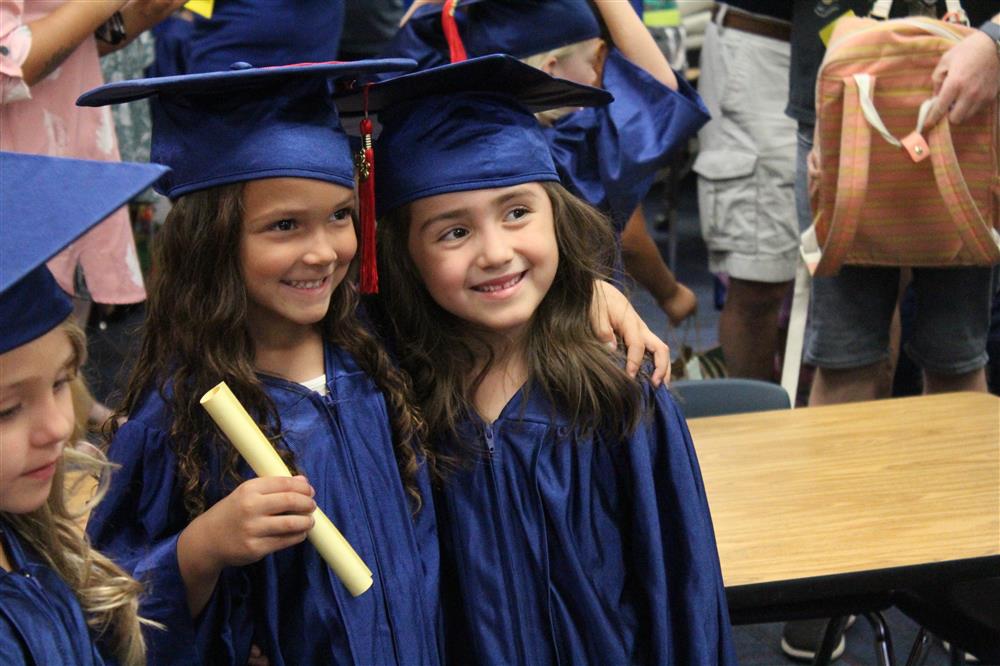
left=5, top=320, right=150, bottom=665
left=111, top=182, right=428, bottom=517
left=377, top=181, right=644, bottom=451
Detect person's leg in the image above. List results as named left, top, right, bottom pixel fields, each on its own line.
left=695, top=23, right=797, bottom=380
left=805, top=266, right=899, bottom=406
left=809, top=363, right=885, bottom=405
left=923, top=368, right=987, bottom=393
left=907, top=266, right=995, bottom=395
left=719, top=277, right=791, bottom=380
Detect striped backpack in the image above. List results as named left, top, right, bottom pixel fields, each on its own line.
left=805, top=0, right=1000, bottom=276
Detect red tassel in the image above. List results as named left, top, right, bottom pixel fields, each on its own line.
left=357, top=102, right=378, bottom=294
left=441, top=0, right=468, bottom=63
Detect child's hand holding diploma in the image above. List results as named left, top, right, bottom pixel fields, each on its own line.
left=177, top=475, right=316, bottom=617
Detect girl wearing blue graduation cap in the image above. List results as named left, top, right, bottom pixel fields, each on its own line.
left=0, top=152, right=167, bottom=665
left=383, top=0, right=710, bottom=327
left=364, top=57, right=737, bottom=665
left=76, top=59, right=447, bottom=666
left=77, top=59, right=666, bottom=665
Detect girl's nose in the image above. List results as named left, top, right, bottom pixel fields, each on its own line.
left=304, top=230, right=341, bottom=266
left=476, top=228, right=515, bottom=268
left=31, top=391, right=73, bottom=450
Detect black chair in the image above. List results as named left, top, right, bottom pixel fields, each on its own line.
left=670, top=378, right=791, bottom=418
left=897, top=578, right=1000, bottom=666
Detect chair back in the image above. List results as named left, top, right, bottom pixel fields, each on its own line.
left=671, top=378, right=790, bottom=418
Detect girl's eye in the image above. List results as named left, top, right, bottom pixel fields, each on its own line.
left=271, top=218, right=296, bottom=232
left=440, top=227, right=469, bottom=242
left=331, top=207, right=353, bottom=222
left=0, top=403, right=21, bottom=421
left=506, top=206, right=530, bottom=221
left=53, top=373, right=73, bottom=393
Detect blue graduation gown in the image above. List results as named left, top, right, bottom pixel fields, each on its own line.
left=87, top=342, right=442, bottom=665
left=436, top=383, right=736, bottom=665
left=0, top=521, right=113, bottom=665
left=543, top=47, right=710, bottom=234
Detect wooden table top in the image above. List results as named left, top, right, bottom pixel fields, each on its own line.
left=687, top=392, right=1000, bottom=614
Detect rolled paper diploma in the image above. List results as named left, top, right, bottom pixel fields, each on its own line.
left=200, top=381, right=373, bottom=596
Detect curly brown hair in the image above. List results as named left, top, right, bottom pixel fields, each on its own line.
left=376, top=181, right=644, bottom=451
left=111, top=182, right=429, bottom=518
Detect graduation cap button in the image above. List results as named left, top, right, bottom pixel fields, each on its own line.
left=229, top=61, right=253, bottom=70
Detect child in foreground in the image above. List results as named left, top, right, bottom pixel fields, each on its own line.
left=0, top=153, right=167, bottom=665
left=350, top=57, right=737, bottom=665
left=78, top=59, right=445, bottom=666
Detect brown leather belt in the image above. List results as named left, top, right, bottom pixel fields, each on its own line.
left=711, top=4, right=792, bottom=43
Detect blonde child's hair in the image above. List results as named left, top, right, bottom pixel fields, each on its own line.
left=521, top=39, right=605, bottom=125
left=2, top=320, right=153, bottom=666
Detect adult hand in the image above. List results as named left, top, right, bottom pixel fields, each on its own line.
left=925, top=29, right=999, bottom=127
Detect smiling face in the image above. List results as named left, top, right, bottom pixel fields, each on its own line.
left=239, top=177, right=357, bottom=342
left=406, top=182, right=559, bottom=340
left=0, top=326, right=76, bottom=515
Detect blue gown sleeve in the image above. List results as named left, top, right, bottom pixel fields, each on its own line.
left=624, top=384, right=738, bottom=665
left=545, top=47, right=710, bottom=231
left=87, top=419, right=254, bottom=665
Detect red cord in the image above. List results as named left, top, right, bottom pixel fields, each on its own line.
left=442, top=0, right=468, bottom=63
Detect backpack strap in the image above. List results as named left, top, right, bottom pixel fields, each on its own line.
left=813, top=75, right=871, bottom=277
left=927, top=115, right=1000, bottom=265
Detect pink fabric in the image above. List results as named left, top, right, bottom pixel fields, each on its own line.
left=1, top=0, right=145, bottom=303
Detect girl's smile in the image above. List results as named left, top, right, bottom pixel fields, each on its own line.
left=470, top=271, right=527, bottom=296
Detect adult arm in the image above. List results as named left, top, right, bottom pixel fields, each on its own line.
left=8, top=0, right=125, bottom=86
left=97, top=0, right=189, bottom=56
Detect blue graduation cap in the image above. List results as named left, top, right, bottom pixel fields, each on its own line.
left=0, top=153, right=168, bottom=354
left=335, top=55, right=613, bottom=218
left=77, top=57, right=417, bottom=293
left=384, top=0, right=601, bottom=68
left=77, top=58, right=417, bottom=199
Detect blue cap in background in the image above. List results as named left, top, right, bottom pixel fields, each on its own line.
left=382, top=0, right=601, bottom=70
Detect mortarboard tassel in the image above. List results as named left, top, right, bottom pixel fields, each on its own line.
left=442, top=0, right=468, bottom=63
left=356, top=86, right=378, bottom=294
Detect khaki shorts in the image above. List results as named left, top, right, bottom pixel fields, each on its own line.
left=694, top=20, right=798, bottom=283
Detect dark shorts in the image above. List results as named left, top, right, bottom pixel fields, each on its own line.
left=804, top=265, right=995, bottom=375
